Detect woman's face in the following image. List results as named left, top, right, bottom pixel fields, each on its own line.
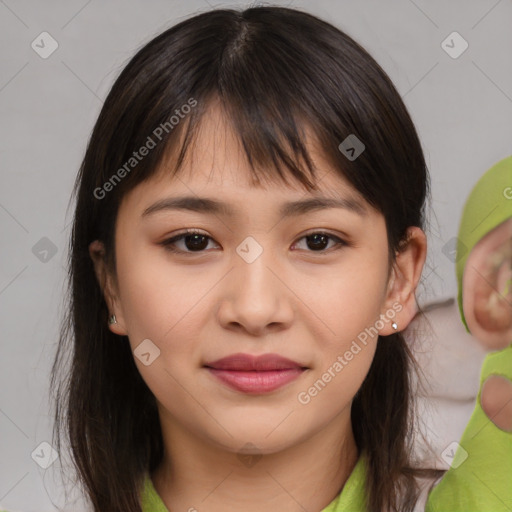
left=100, top=105, right=401, bottom=456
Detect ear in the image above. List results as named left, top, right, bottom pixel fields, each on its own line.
left=462, top=218, right=512, bottom=350
left=89, top=240, right=128, bottom=336
left=378, top=226, right=427, bottom=336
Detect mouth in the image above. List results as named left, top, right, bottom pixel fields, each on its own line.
left=204, top=353, right=308, bottom=394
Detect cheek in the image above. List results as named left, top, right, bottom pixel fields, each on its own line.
left=294, top=328, right=378, bottom=438
left=114, top=245, right=208, bottom=406
left=293, top=253, right=386, bottom=409
left=114, top=239, right=204, bottom=341
left=297, top=254, right=389, bottom=345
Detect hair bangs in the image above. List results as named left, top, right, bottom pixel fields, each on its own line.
left=154, top=93, right=326, bottom=195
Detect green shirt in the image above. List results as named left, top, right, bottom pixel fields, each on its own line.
left=141, top=453, right=368, bottom=511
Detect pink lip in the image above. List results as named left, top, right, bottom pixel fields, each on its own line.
left=204, top=353, right=307, bottom=394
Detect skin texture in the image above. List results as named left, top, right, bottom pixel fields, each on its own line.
left=463, top=218, right=512, bottom=432
left=89, top=104, right=427, bottom=512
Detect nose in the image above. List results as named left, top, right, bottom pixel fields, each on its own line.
left=216, top=244, right=294, bottom=336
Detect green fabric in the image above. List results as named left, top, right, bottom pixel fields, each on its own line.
left=455, top=155, right=512, bottom=331
left=425, top=344, right=512, bottom=511
left=321, top=454, right=367, bottom=511
left=141, top=453, right=368, bottom=511
left=141, top=474, right=169, bottom=512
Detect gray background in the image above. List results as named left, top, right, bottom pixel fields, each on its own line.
left=1, top=0, right=511, bottom=510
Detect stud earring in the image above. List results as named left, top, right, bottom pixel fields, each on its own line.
left=108, top=314, right=117, bottom=325
left=391, top=322, right=398, bottom=330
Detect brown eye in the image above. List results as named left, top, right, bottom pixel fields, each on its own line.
left=292, top=232, right=347, bottom=253
left=161, top=230, right=217, bottom=253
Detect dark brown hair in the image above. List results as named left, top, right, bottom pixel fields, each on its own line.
left=51, top=5, right=444, bottom=511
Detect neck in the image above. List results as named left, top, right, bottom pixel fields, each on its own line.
left=151, top=407, right=359, bottom=512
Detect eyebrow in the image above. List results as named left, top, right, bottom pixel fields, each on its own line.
left=141, top=195, right=367, bottom=219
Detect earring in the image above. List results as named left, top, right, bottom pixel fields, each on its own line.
left=108, top=314, right=117, bottom=325
left=391, top=322, right=398, bottom=330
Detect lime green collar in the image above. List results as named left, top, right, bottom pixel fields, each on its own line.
left=321, top=453, right=367, bottom=511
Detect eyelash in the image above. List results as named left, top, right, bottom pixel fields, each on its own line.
left=160, top=229, right=348, bottom=255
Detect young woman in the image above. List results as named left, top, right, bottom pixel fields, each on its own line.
left=50, top=6, right=446, bottom=512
